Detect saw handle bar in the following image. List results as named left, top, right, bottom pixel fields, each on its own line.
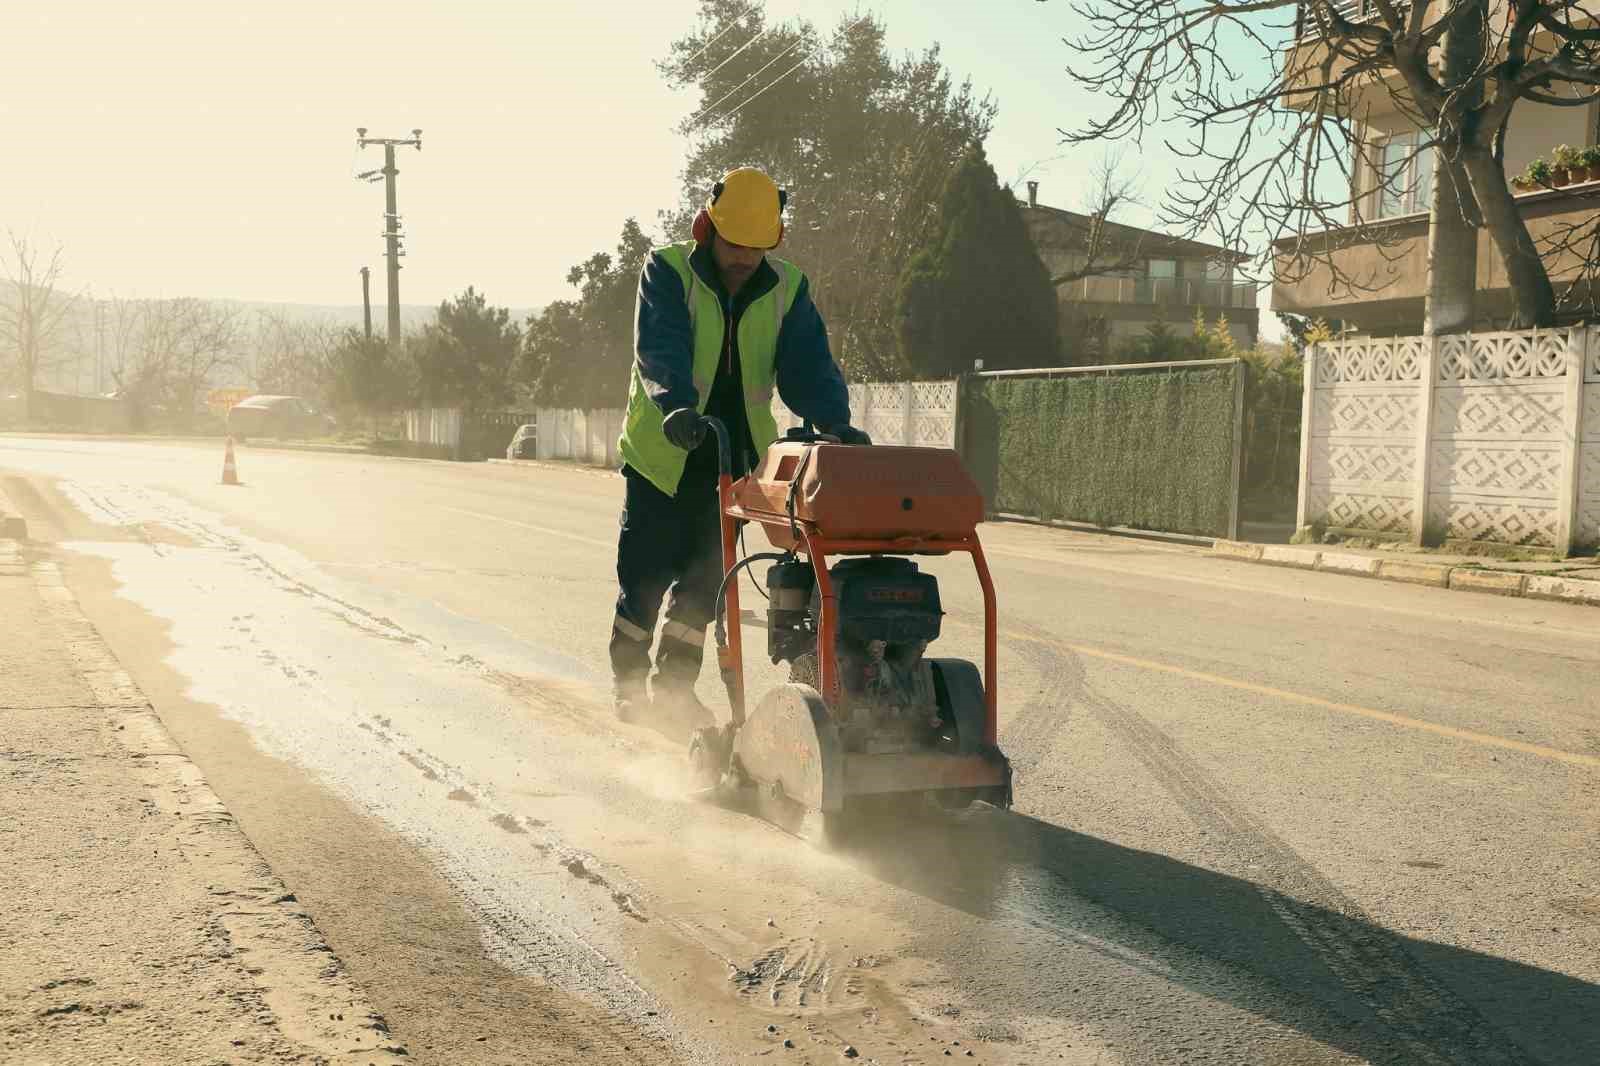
left=698, top=413, right=860, bottom=727
left=695, top=415, right=846, bottom=475
left=698, top=416, right=792, bottom=652
left=700, top=415, right=735, bottom=480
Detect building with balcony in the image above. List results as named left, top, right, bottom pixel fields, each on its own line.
left=1019, top=183, right=1260, bottom=354
left=1273, top=1, right=1600, bottom=333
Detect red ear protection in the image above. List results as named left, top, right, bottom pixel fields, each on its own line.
left=692, top=208, right=714, bottom=245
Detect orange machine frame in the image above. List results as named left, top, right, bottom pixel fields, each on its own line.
left=713, top=455, right=999, bottom=749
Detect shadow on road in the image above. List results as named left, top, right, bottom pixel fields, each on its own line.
left=837, top=805, right=1593, bottom=1066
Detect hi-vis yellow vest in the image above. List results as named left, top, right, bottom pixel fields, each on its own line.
left=619, top=241, right=802, bottom=496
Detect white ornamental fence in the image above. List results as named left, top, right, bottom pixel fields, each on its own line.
left=1299, top=326, right=1600, bottom=552
left=771, top=380, right=960, bottom=447
left=533, top=380, right=961, bottom=465
left=533, top=408, right=625, bottom=466
left=403, top=407, right=462, bottom=449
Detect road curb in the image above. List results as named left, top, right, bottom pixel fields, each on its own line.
left=1448, top=568, right=1527, bottom=596
left=486, top=457, right=620, bottom=479
left=1210, top=539, right=1263, bottom=562
left=1525, top=573, right=1600, bottom=606
left=1378, top=559, right=1453, bottom=588
left=20, top=556, right=410, bottom=1062
left=1210, top=538, right=1600, bottom=608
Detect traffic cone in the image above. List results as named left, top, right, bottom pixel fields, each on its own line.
left=221, top=436, right=240, bottom=486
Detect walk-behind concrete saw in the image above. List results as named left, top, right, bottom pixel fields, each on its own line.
left=689, top=417, right=1012, bottom=843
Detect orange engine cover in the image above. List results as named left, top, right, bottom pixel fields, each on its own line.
left=731, top=443, right=985, bottom=546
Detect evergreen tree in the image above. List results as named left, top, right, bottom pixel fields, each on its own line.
left=894, top=145, right=1057, bottom=377
left=663, top=3, right=995, bottom=380
left=327, top=328, right=405, bottom=414
left=518, top=219, right=653, bottom=409
left=408, top=287, right=520, bottom=411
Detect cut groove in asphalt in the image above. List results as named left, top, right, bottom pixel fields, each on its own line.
left=992, top=626, right=1600, bottom=771
left=1016, top=633, right=1541, bottom=1066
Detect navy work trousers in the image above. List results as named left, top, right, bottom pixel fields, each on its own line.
left=609, top=466, right=723, bottom=689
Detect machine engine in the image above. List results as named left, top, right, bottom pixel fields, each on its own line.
left=766, top=557, right=945, bottom=753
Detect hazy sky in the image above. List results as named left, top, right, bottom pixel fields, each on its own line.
left=4, top=1, right=1270, bottom=328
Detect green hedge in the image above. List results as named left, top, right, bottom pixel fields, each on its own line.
left=964, top=365, right=1239, bottom=536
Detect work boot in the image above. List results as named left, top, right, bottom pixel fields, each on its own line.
left=613, top=676, right=648, bottom=723
left=650, top=677, right=716, bottom=741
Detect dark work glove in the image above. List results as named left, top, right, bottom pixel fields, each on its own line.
left=662, top=407, right=707, bottom=451
left=823, top=424, right=872, bottom=446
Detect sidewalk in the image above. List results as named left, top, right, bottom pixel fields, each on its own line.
left=1212, top=536, right=1600, bottom=607
left=0, top=539, right=407, bottom=1065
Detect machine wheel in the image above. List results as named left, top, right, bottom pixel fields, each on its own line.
left=928, top=659, right=988, bottom=754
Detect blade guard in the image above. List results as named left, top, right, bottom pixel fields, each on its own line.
left=732, top=684, right=845, bottom=814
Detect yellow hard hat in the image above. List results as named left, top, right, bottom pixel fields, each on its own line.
left=705, top=167, right=785, bottom=249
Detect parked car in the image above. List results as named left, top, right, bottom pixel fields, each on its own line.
left=506, top=423, right=537, bottom=460
left=226, top=395, right=336, bottom=441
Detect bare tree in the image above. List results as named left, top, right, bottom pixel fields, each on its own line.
left=249, top=309, right=336, bottom=400
left=1055, top=0, right=1600, bottom=328
left=113, top=298, right=241, bottom=427
left=1050, top=149, right=1151, bottom=287
left=0, top=233, right=78, bottom=418
left=101, top=294, right=148, bottom=393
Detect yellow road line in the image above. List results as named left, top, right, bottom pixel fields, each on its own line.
left=981, top=541, right=1600, bottom=644
left=1002, top=627, right=1600, bottom=771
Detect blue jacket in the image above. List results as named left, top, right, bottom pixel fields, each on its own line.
left=632, top=242, right=850, bottom=434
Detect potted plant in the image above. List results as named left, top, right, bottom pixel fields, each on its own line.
left=1552, top=143, right=1581, bottom=186
left=1580, top=145, right=1600, bottom=183
left=1523, top=157, right=1553, bottom=190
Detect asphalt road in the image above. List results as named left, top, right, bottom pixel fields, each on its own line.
left=3, top=434, right=1597, bottom=1066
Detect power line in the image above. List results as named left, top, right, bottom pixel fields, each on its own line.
left=688, top=31, right=810, bottom=125
left=701, top=12, right=875, bottom=127
left=695, top=18, right=775, bottom=87
left=674, top=2, right=762, bottom=74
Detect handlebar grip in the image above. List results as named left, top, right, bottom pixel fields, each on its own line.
left=699, top=416, right=733, bottom=479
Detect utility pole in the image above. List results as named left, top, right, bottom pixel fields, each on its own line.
left=95, top=299, right=104, bottom=395
left=354, top=127, right=423, bottom=349
left=359, top=266, right=373, bottom=342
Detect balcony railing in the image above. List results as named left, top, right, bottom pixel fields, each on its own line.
left=1296, top=0, right=1383, bottom=39
left=1068, top=275, right=1259, bottom=310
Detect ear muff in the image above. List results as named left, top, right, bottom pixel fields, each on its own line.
left=693, top=181, right=726, bottom=245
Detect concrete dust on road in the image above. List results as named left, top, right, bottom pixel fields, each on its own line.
left=2, top=439, right=1597, bottom=1066
left=0, top=544, right=408, bottom=1066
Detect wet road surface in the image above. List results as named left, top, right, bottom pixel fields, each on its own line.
left=3, top=435, right=1597, bottom=1065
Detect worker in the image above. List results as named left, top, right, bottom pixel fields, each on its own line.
left=611, top=166, right=868, bottom=724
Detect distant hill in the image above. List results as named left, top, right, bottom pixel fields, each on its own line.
left=170, top=296, right=543, bottom=331
left=1, top=282, right=542, bottom=396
